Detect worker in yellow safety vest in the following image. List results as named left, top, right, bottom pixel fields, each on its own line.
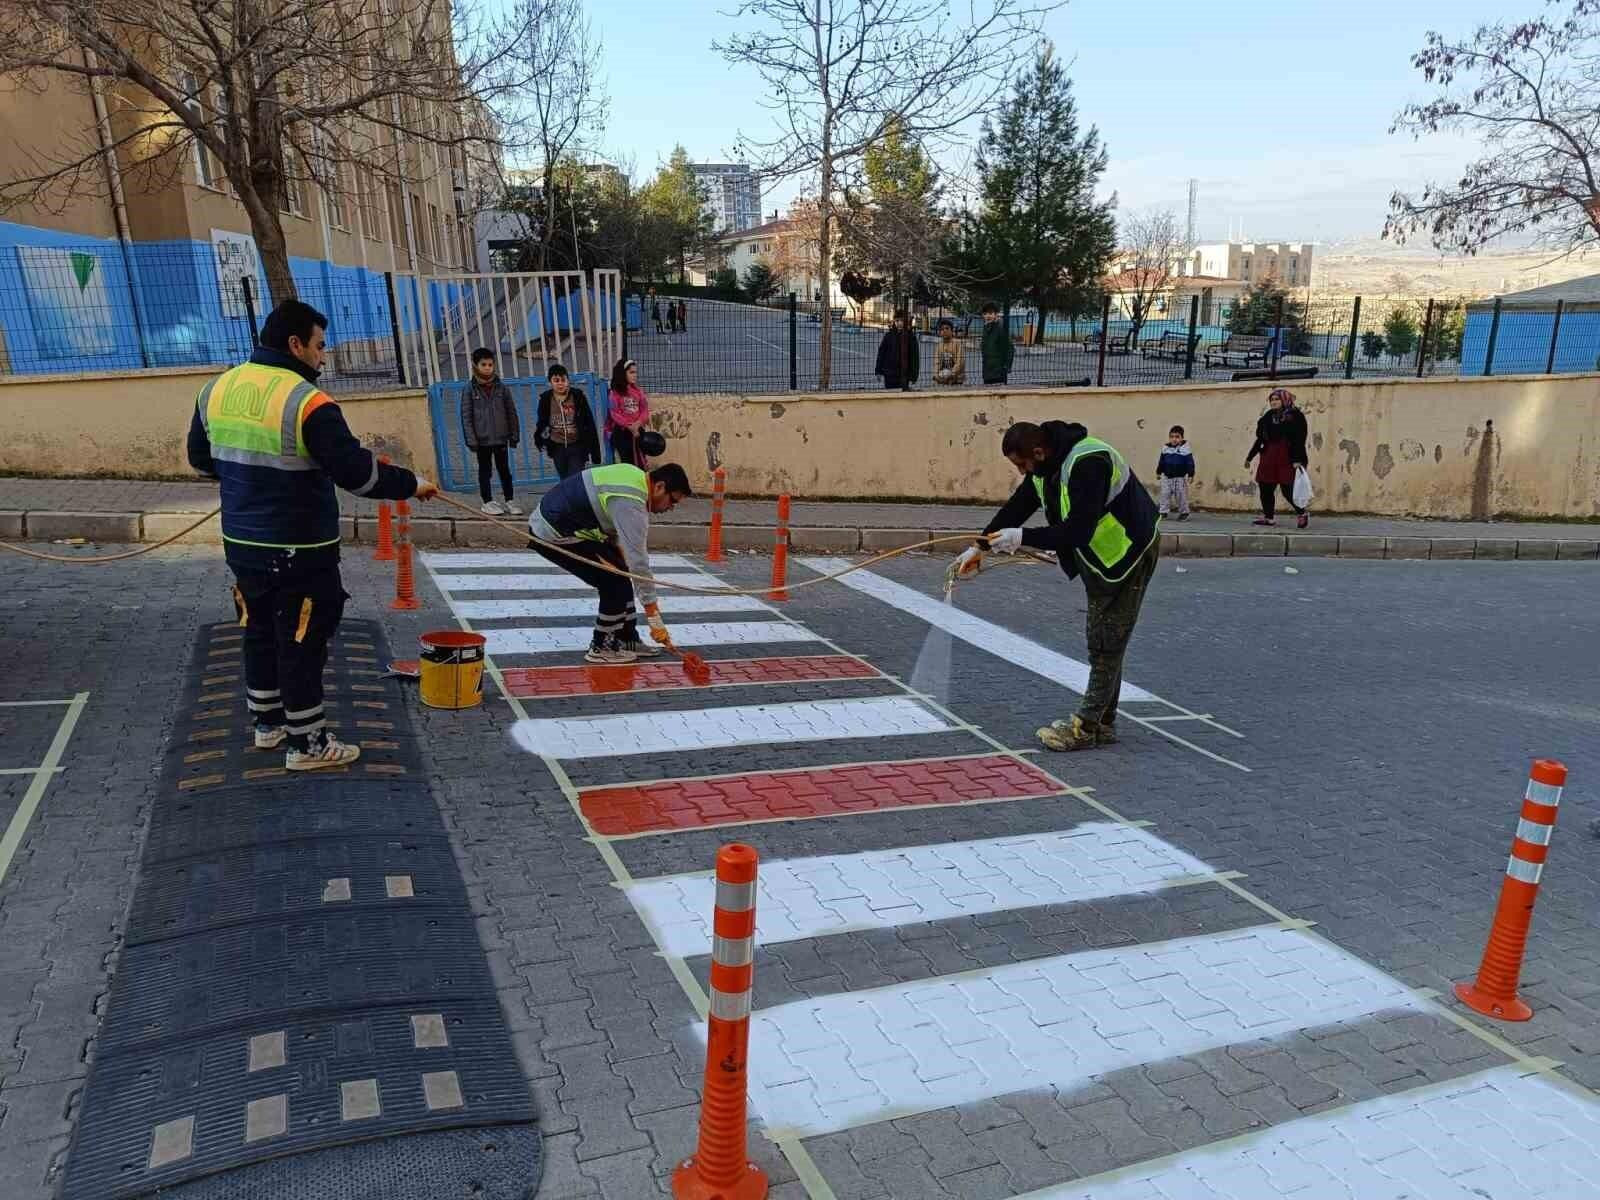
left=957, top=421, right=1161, bottom=752
left=187, top=299, right=437, bottom=770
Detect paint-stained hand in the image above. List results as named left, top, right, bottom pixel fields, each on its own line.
left=645, top=602, right=670, bottom=644
left=954, top=547, right=984, bottom=577
left=414, top=478, right=440, bottom=500
left=989, top=528, right=1023, bottom=554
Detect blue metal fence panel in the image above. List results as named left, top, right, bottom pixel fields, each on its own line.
left=428, top=373, right=608, bottom=492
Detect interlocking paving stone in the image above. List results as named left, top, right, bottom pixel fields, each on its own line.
left=512, top=695, right=953, bottom=759
left=502, top=654, right=878, bottom=699
left=580, top=752, right=1057, bottom=834
left=629, top=822, right=1217, bottom=956
left=486, top=620, right=822, bottom=655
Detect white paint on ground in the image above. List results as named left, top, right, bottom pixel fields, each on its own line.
left=451, top=594, right=770, bottom=620
left=425, top=552, right=696, bottom=570
left=512, top=695, right=950, bottom=759
left=484, top=621, right=820, bottom=656
left=799, top=558, right=1157, bottom=702
left=731, top=925, right=1419, bottom=1138
left=631, top=823, right=1217, bottom=958
left=1020, top=1066, right=1600, bottom=1200
left=436, top=573, right=710, bottom=593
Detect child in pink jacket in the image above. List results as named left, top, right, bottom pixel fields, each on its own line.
left=606, top=358, right=651, bottom=466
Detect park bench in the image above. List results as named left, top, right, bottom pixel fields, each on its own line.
left=1140, top=331, right=1198, bottom=361
left=1082, top=329, right=1132, bottom=355
left=807, top=305, right=847, bottom=325
left=1204, top=334, right=1272, bottom=368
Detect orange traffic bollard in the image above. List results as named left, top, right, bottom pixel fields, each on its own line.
left=706, top=467, right=727, bottom=563
left=766, top=494, right=790, bottom=602
left=373, top=457, right=395, bottom=561
left=672, top=844, right=767, bottom=1200
left=390, top=499, right=421, bottom=612
left=1455, top=759, right=1567, bottom=1021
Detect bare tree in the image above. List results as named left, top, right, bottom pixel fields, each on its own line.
left=1386, top=1, right=1600, bottom=257
left=715, top=0, right=1058, bottom=386
left=0, top=0, right=529, bottom=301
left=513, top=0, right=607, bottom=270
left=1117, top=207, right=1189, bottom=347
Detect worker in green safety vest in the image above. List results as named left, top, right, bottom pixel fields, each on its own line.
left=956, top=421, right=1160, bottom=752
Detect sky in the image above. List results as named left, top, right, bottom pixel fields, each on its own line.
left=579, top=0, right=1517, bottom=244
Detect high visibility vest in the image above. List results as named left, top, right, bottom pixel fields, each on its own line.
left=197, top=362, right=339, bottom=549
left=1031, top=436, right=1150, bottom=583
left=540, top=462, right=648, bottom=543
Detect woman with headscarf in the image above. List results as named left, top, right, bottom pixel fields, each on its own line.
left=606, top=358, right=651, bottom=467
left=1244, top=386, right=1310, bottom=527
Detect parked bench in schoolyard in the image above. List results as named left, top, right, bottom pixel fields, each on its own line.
left=1082, top=328, right=1133, bottom=355
left=1140, top=331, right=1199, bottom=361
left=1203, top=334, right=1272, bottom=369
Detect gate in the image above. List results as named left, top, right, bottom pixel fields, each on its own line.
left=428, top=371, right=610, bottom=493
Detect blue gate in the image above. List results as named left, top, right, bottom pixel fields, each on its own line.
left=428, top=373, right=609, bottom=491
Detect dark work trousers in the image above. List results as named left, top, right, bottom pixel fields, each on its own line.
left=1258, top=481, right=1304, bottom=519
left=531, top=540, right=637, bottom=643
left=1078, top=540, right=1160, bottom=730
left=549, top=443, right=589, bottom=480
left=609, top=428, right=639, bottom=468
left=232, top=556, right=348, bottom=751
left=476, top=445, right=514, bottom=503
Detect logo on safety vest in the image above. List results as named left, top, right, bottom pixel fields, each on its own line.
left=218, top=381, right=269, bottom=420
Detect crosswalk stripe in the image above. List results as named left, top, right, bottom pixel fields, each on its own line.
left=1017, top=1066, right=1600, bottom=1199
left=629, top=822, right=1218, bottom=957
left=437, top=572, right=710, bottom=593
left=512, top=695, right=951, bottom=758
left=424, top=552, right=697, bottom=570
left=729, top=925, right=1420, bottom=1139
left=451, top=594, right=770, bottom=619
left=484, top=621, right=821, bottom=655
left=798, top=558, right=1158, bottom=702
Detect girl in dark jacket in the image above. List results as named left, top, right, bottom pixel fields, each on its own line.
left=1244, top=387, right=1310, bottom=526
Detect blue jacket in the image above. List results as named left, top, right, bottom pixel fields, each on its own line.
left=1157, top=442, right=1195, bottom=479
left=187, top=347, right=417, bottom=566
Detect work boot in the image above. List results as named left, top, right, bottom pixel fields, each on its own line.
left=585, top=635, right=637, bottom=665
left=286, top=732, right=361, bottom=771
left=1037, top=716, right=1111, bottom=752
left=254, top=725, right=287, bottom=750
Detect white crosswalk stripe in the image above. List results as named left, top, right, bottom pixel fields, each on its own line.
left=484, top=621, right=820, bottom=655
left=451, top=594, right=770, bottom=619
left=436, top=572, right=710, bottom=593
left=425, top=551, right=697, bottom=570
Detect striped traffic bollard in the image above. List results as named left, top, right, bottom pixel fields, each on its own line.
left=766, top=494, right=790, bottom=602
left=1455, top=759, right=1568, bottom=1021
left=390, top=499, right=421, bottom=612
left=373, top=454, right=395, bottom=561
left=706, top=467, right=727, bottom=563
left=672, top=843, right=767, bottom=1200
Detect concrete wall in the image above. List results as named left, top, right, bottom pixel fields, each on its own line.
left=649, top=374, right=1600, bottom=521
left=0, top=368, right=440, bottom=482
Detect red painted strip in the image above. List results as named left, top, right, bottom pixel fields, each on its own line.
left=581, top=754, right=1062, bottom=835
left=500, top=654, right=878, bottom=697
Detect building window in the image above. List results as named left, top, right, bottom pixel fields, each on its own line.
left=282, top=168, right=304, bottom=217
left=181, top=72, right=219, bottom=189
left=326, top=161, right=349, bottom=230
left=358, top=178, right=381, bottom=242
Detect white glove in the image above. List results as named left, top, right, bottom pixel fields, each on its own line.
left=989, top=527, right=1024, bottom=554
left=644, top=603, right=667, bottom=633
left=954, top=546, right=983, bottom=577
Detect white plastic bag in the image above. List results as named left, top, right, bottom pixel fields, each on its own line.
left=1292, top=465, right=1314, bottom=509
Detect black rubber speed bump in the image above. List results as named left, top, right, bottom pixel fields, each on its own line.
left=62, top=617, right=539, bottom=1200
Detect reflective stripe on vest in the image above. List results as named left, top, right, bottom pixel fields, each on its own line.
left=575, top=462, right=648, bottom=542
left=1031, top=437, right=1138, bottom=583
left=201, top=364, right=323, bottom=473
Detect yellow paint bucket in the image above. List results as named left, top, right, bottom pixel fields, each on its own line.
left=418, top=631, right=486, bottom=710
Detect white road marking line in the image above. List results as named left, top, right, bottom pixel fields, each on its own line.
left=437, top=572, right=710, bottom=593
left=451, top=594, right=771, bottom=619
left=798, top=559, right=1158, bottom=701
left=0, top=692, right=88, bottom=887
left=424, top=552, right=697, bottom=570
left=730, top=925, right=1420, bottom=1139
left=1016, top=1065, right=1600, bottom=1199
left=512, top=695, right=951, bottom=758
left=484, top=621, right=820, bottom=655
left=629, top=822, right=1219, bottom=958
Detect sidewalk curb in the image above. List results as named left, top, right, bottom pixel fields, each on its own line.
left=3, top=509, right=1597, bottom=562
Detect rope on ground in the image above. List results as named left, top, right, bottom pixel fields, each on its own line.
left=0, top=508, right=223, bottom=563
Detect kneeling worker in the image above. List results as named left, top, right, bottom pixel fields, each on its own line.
left=528, top=443, right=693, bottom=663
left=957, top=420, right=1159, bottom=751
left=188, top=299, right=437, bottom=770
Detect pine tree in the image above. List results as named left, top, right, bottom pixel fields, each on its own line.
left=642, top=146, right=715, bottom=283
left=839, top=117, right=945, bottom=307
left=963, top=46, right=1116, bottom=344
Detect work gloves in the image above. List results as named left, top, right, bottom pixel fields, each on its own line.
left=954, top=546, right=984, bottom=577
left=988, top=528, right=1024, bottom=554
left=645, top=602, right=671, bottom=646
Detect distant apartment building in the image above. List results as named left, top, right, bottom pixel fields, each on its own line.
left=692, top=163, right=762, bottom=234
left=1181, top=242, right=1314, bottom=289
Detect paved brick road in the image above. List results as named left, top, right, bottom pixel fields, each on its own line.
left=1, top=543, right=1597, bottom=1198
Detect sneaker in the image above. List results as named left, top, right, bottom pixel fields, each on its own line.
left=285, top=735, right=361, bottom=771
left=1037, top=716, right=1111, bottom=752
left=585, top=637, right=637, bottom=664
left=1296, top=512, right=1309, bottom=529
left=1177, top=512, right=1190, bottom=521
left=254, top=725, right=287, bottom=750
left=503, top=500, right=523, bottom=516
left=481, top=500, right=506, bottom=516
left=618, top=635, right=662, bottom=658
left=1251, top=517, right=1276, bottom=526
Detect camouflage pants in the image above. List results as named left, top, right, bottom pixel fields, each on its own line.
left=1077, top=539, right=1160, bottom=728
